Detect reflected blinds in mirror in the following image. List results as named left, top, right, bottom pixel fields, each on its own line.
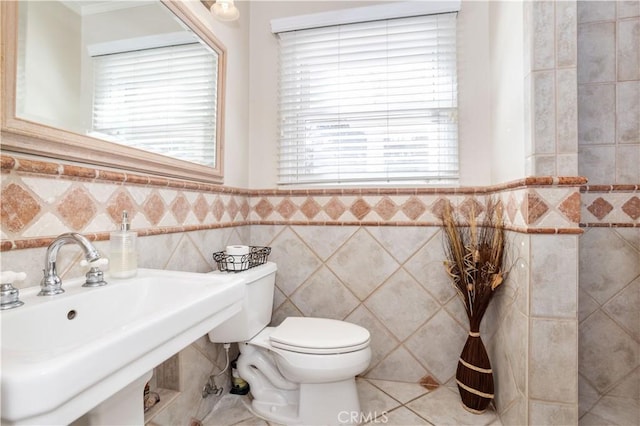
left=92, top=43, right=218, bottom=167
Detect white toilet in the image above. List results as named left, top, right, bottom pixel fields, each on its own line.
left=208, top=262, right=371, bottom=426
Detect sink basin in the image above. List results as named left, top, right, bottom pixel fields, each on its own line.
left=1, top=269, right=244, bottom=425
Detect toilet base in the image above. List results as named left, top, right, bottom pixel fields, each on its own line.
left=251, top=379, right=360, bottom=426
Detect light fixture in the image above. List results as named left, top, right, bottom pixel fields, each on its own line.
left=210, top=0, right=239, bottom=21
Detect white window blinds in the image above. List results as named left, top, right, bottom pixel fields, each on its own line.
left=277, top=13, right=458, bottom=185
left=92, top=43, right=218, bottom=167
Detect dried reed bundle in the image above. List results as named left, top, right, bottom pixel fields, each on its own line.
left=441, top=198, right=506, bottom=414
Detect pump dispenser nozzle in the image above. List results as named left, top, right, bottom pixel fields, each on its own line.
left=121, top=210, right=131, bottom=231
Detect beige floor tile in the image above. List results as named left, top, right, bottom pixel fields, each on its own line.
left=366, top=379, right=429, bottom=404
left=382, top=407, right=433, bottom=425
left=406, top=387, right=497, bottom=426
left=202, top=381, right=508, bottom=426
left=486, top=417, right=503, bottom=426
left=198, top=380, right=640, bottom=426
left=588, top=396, right=640, bottom=426
left=356, top=379, right=403, bottom=418
left=202, top=394, right=256, bottom=426
left=579, top=412, right=614, bottom=426
left=232, top=418, right=269, bottom=426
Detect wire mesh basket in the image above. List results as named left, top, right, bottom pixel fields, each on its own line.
left=212, top=246, right=271, bottom=272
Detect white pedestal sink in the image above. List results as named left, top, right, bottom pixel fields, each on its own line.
left=70, top=371, right=152, bottom=426
left=0, top=269, right=245, bottom=425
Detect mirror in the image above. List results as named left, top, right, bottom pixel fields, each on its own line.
left=1, top=0, right=226, bottom=183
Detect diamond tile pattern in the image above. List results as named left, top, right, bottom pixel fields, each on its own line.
left=254, top=198, right=273, bottom=219
left=6, top=162, right=600, bottom=241
left=300, top=197, right=321, bottom=219
left=58, top=187, right=96, bottom=231
left=582, top=189, right=640, bottom=225
left=622, top=196, right=640, bottom=220
left=324, top=197, right=347, bottom=220
left=269, top=227, right=321, bottom=296
left=1, top=183, right=40, bottom=233
left=202, top=379, right=500, bottom=426
left=580, top=228, right=640, bottom=304
left=246, top=221, right=527, bottom=391
left=430, top=198, right=449, bottom=220
left=290, top=266, right=359, bottom=319
left=350, top=198, right=371, bottom=220
left=367, top=226, right=437, bottom=264
left=367, top=346, right=429, bottom=383
left=375, top=196, right=398, bottom=221
left=459, top=196, right=485, bottom=219
left=3, top=155, right=636, bottom=426
left=364, top=269, right=439, bottom=341
left=327, top=229, right=399, bottom=300
left=107, top=190, right=136, bottom=224
left=559, top=192, right=581, bottom=222
left=346, top=306, right=399, bottom=373
left=405, top=309, right=467, bottom=384
left=579, top=311, right=639, bottom=392
left=193, top=194, right=209, bottom=222
left=261, top=222, right=531, bottom=410
left=526, top=191, right=550, bottom=224
left=587, top=197, right=614, bottom=220
left=579, top=227, right=640, bottom=423
left=276, top=198, right=297, bottom=219
left=401, top=196, right=427, bottom=220
left=506, top=193, right=519, bottom=223
left=144, top=193, right=166, bottom=225
left=226, top=197, right=239, bottom=221
left=602, top=278, right=640, bottom=341
left=209, top=196, right=223, bottom=222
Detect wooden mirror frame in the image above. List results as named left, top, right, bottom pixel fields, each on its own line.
left=0, top=1, right=226, bottom=184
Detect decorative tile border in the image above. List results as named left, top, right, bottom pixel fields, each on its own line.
left=1, top=154, right=586, bottom=251
left=581, top=185, right=640, bottom=227
left=247, top=184, right=584, bottom=234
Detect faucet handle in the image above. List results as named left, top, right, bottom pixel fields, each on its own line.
left=0, top=271, right=27, bottom=284
left=80, top=258, right=109, bottom=269
left=81, top=259, right=108, bottom=287
left=0, top=271, right=26, bottom=310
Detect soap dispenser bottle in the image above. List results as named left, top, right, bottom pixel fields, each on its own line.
left=110, top=210, right=138, bottom=278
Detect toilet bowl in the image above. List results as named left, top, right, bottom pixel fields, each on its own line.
left=208, top=262, right=371, bottom=425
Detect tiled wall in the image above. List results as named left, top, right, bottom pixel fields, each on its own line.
left=1, top=3, right=636, bottom=426
left=517, top=4, right=583, bottom=420
left=3, top=7, right=638, bottom=426
left=1, top=155, right=587, bottom=256
left=576, top=2, right=640, bottom=424
left=0, top=154, right=591, bottom=424
left=578, top=225, right=639, bottom=421
left=252, top=225, right=535, bottom=422
left=577, top=1, right=639, bottom=184
left=524, top=0, right=579, bottom=177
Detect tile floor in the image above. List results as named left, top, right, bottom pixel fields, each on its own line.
left=200, top=378, right=640, bottom=426
left=201, top=379, right=502, bottom=426
left=579, top=396, right=640, bottom=426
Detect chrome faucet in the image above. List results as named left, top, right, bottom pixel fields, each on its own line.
left=39, top=233, right=103, bottom=296
left=1, top=271, right=26, bottom=310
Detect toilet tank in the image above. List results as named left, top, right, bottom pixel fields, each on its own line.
left=208, top=261, right=277, bottom=343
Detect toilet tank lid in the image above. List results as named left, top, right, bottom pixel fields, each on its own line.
left=269, top=317, right=370, bottom=351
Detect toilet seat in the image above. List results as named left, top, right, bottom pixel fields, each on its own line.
left=269, top=317, right=370, bottom=355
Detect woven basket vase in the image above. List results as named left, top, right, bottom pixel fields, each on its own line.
left=455, top=332, right=494, bottom=413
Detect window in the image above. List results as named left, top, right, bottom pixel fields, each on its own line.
left=92, top=43, right=218, bottom=167
left=276, top=13, right=458, bottom=185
